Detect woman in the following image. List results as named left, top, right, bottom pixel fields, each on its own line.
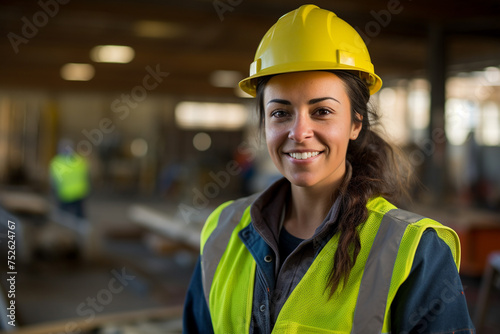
left=183, top=5, right=475, bottom=333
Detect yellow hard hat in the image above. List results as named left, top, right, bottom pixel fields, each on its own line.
left=239, top=4, right=382, bottom=97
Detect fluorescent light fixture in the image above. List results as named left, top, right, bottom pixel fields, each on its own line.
left=133, top=20, right=184, bottom=38
left=210, top=70, right=243, bottom=88
left=175, top=102, right=248, bottom=130
left=91, top=45, right=135, bottom=63
left=60, top=63, right=95, bottom=81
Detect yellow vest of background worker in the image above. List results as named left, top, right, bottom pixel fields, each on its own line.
left=200, top=196, right=460, bottom=333
left=50, top=154, right=90, bottom=203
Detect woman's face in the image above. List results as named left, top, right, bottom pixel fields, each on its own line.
left=263, top=71, right=362, bottom=190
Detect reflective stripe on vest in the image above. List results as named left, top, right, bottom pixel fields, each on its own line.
left=352, top=209, right=426, bottom=333
left=201, top=193, right=260, bottom=305
left=200, top=196, right=460, bottom=333
left=201, top=194, right=260, bottom=333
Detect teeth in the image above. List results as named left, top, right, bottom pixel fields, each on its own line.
left=289, top=152, right=320, bottom=160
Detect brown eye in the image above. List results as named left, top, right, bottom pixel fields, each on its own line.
left=270, top=110, right=289, bottom=118
left=314, top=108, right=333, bottom=116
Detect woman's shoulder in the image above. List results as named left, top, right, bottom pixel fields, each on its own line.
left=365, top=196, right=461, bottom=265
left=366, top=196, right=448, bottom=227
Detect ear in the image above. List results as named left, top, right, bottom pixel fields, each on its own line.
left=350, top=113, right=363, bottom=140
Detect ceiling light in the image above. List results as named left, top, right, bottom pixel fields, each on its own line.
left=175, top=102, right=248, bottom=130
left=60, top=63, right=95, bottom=81
left=90, top=45, right=135, bottom=63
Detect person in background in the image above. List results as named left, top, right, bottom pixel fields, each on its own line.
left=49, top=139, right=90, bottom=220
left=183, top=5, right=475, bottom=333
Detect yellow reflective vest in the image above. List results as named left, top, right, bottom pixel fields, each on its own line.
left=50, top=154, right=90, bottom=202
left=200, top=195, right=460, bottom=333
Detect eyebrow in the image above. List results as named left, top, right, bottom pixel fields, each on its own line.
left=309, top=97, right=341, bottom=105
left=266, top=97, right=341, bottom=106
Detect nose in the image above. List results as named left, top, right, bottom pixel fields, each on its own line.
left=288, top=113, right=313, bottom=143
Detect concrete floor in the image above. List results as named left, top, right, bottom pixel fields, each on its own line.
left=15, top=242, right=194, bottom=325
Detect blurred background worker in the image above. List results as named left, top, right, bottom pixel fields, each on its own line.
left=49, top=139, right=90, bottom=220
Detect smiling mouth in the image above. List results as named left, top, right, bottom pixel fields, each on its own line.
left=287, top=152, right=321, bottom=160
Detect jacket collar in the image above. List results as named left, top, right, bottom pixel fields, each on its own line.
left=250, top=162, right=352, bottom=257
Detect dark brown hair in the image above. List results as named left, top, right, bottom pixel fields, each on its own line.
left=256, top=71, right=412, bottom=296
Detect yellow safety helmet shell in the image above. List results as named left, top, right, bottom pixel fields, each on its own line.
left=239, top=4, right=382, bottom=97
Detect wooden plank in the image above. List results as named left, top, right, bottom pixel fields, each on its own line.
left=128, top=205, right=201, bottom=250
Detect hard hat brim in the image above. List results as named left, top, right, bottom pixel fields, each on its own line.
left=238, top=65, right=383, bottom=97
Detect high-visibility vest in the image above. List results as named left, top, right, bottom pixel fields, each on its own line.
left=200, top=195, right=460, bottom=333
left=49, top=154, right=90, bottom=202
